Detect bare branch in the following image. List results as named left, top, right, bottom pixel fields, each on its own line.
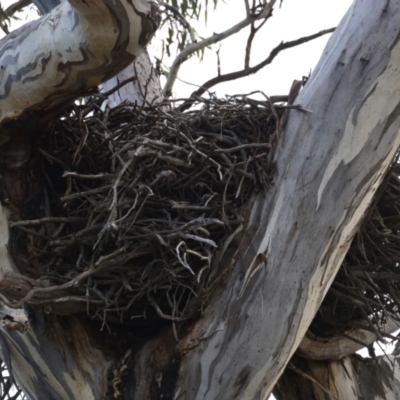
left=245, top=18, right=268, bottom=69
left=163, top=0, right=278, bottom=97
left=244, top=0, right=251, bottom=17
left=179, top=27, right=335, bottom=111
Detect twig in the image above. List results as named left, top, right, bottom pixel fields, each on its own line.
left=100, top=77, right=138, bottom=98
left=179, top=27, right=335, bottom=111
left=163, top=0, right=277, bottom=96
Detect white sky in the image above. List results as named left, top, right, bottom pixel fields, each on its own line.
left=2, top=0, right=397, bottom=395
left=154, top=0, right=354, bottom=98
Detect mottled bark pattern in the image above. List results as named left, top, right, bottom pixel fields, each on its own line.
left=0, top=311, right=112, bottom=399
left=0, top=0, right=160, bottom=125
left=171, top=1, right=400, bottom=398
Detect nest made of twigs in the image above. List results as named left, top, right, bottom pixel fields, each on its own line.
left=311, top=154, right=400, bottom=342
left=7, top=91, right=400, bottom=340
left=9, top=95, right=279, bottom=323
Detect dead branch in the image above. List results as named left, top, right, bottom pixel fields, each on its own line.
left=163, top=0, right=278, bottom=97
left=179, top=27, right=335, bottom=111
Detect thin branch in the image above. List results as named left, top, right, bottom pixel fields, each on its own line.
left=244, top=0, right=250, bottom=17
left=179, top=27, right=335, bottom=111
left=100, top=76, right=137, bottom=97
left=163, top=0, right=278, bottom=97
left=245, top=17, right=268, bottom=69
left=159, top=1, right=197, bottom=43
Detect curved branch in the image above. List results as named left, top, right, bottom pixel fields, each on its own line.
left=180, top=27, right=335, bottom=111
left=297, top=318, right=400, bottom=361
left=163, top=0, right=278, bottom=97
left=0, top=0, right=160, bottom=126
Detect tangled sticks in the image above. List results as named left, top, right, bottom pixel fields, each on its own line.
left=311, top=155, right=400, bottom=342
left=5, top=95, right=279, bottom=322
left=3, top=92, right=400, bottom=344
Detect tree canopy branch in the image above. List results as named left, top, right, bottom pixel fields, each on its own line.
left=179, top=27, right=335, bottom=111
left=163, top=0, right=278, bottom=97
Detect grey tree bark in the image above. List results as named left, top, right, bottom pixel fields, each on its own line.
left=31, top=0, right=163, bottom=107
left=1, top=0, right=400, bottom=399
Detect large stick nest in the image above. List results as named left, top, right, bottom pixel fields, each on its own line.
left=9, top=96, right=279, bottom=323
left=5, top=94, right=400, bottom=341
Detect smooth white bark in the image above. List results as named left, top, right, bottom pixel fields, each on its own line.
left=172, top=1, right=400, bottom=398
left=101, top=51, right=163, bottom=106
left=0, top=0, right=159, bottom=124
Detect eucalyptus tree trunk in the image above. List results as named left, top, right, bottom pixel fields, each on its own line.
left=168, top=0, right=400, bottom=398
left=1, top=0, right=400, bottom=399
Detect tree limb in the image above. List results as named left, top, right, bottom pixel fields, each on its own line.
left=180, top=27, right=335, bottom=111
left=163, top=0, right=278, bottom=97
left=0, top=0, right=160, bottom=126
left=297, top=318, right=400, bottom=361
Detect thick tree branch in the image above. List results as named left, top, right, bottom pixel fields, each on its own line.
left=298, top=318, right=400, bottom=361
left=275, top=354, right=400, bottom=400
left=163, top=0, right=277, bottom=97
left=0, top=0, right=160, bottom=126
left=172, top=2, right=400, bottom=397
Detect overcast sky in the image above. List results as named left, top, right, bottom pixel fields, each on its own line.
left=153, top=0, right=354, bottom=98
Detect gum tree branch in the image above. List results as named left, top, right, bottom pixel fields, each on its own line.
left=179, top=27, right=335, bottom=111
left=163, top=0, right=278, bottom=97
left=0, top=0, right=160, bottom=127
left=297, top=317, right=400, bottom=361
